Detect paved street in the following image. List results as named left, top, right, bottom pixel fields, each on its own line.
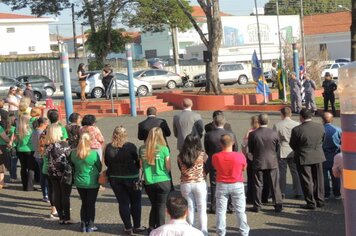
left=0, top=111, right=345, bottom=236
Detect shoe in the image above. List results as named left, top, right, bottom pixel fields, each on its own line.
left=123, top=228, right=132, bottom=235
left=335, top=195, right=342, bottom=200
left=317, top=202, right=325, bottom=208
left=9, top=178, right=17, bottom=183
left=275, top=205, right=283, bottom=213
left=251, top=206, right=261, bottom=213
left=324, top=195, right=330, bottom=200
left=301, top=204, right=316, bottom=210
left=87, top=226, right=98, bottom=232
left=80, top=222, right=87, bottom=233
left=99, top=186, right=106, bottom=191
left=42, top=197, right=50, bottom=203
left=63, top=219, right=77, bottom=224
left=133, top=226, right=147, bottom=233
left=50, top=212, right=59, bottom=219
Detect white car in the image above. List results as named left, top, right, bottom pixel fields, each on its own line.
left=71, top=72, right=152, bottom=98
left=193, top=62, right=250, bottom=86
left=321, top=63, right=347, bottom=78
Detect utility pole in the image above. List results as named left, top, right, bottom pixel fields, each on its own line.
left=72, top=4, right=78, bottom=58
left=300, top=0, right=307, bottom=70
left=254, top=0, right=267, bottom=104
left=351, top=0, right=356, bottom=61
left=171, top=27, right=180, bottom=75
left=81, top=23, right=86, bottom=58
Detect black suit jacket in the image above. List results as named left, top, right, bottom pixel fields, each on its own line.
left=248, top=127, right=279, bottom=170
left=138, top=116, right=171, bottom=142
left=290, top=121, right=325, bottom=165
left=204, top=128, right=238, bottom=172
left=204, top=122, right=232, bottom=133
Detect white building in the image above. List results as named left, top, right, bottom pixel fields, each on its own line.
left=0, top=12, right=55, bottom=56
left=140, top=11, right=301, bottom=62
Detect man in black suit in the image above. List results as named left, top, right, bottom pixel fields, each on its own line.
left=138, top=106, right=171, bottom=143
left=290, top=108, right=325, bottom=209
left=204, top=110, right=232, bottom=133
left=204, top=114, right=238, bottom=213
left=248, top=114, right=283, bottom=212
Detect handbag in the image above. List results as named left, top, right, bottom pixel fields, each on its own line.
left=61, top=162, right=73, bottom=185
left=98, top=170, right=108, bottom=185
left=133, top=170, right=144, bottom=191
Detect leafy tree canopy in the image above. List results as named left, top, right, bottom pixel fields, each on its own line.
left=264, top=0, right=351, bottom=15
left=124, top=0, right=192, bottom=33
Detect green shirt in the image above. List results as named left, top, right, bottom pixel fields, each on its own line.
left=70, top=150, right=102, bottom=189
left=61, top=125, right=69, bottom=140
left=139, top=145, right=171, bottom=185
left=0, top=126, right=6, bottom=145
left=42, top=155, right=49, bottom=175
left=16, top=129, right=33, bottom=152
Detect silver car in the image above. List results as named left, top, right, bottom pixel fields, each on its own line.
left=71, top=72, right=152, bottom=99
left=133, top=69, right=182, bottom=89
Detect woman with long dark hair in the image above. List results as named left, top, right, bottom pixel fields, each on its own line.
left=71, top=132, right=101, bottom=232
left=77, top=63, right=87, bottom=101
left=178, top=134, right=208, bottom=236
left=105, top=126, right=146, bottom=235
left=139, top=127, right=171, bottom=233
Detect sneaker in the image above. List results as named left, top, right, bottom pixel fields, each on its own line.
left=42, top=197, right=50, bottom=203
left=87, top=226, right=99, bottom=232
left=133, top=226, right=147, bottom=233
left=123, top=228, right=132, bottom=235
left=50, top=212, right=59, bottom=219
left=9, top=178, right=17, bottom=183
left=335, top=195, right=342, bottom=200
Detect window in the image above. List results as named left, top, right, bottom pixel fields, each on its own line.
left=6, top=27, right=15, bottom=33
left=28, top=46, right=36, bottom=52
left=155, top=70, right=168, bottom=76
left=331, top=64, right=339, bottom=69
left=28, top=76, right=50, bottom=83
left=0, top=77, right=15, bottom=86
left=116, top=73, right=128, bottom=80
left=142, top=70, right=155, bottom=77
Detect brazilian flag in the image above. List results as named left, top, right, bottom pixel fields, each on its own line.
left=277, top=57, right=286, bottom=100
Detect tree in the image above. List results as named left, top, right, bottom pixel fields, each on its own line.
left=125, top=0, right=192, bottom=73
left=3, top=0, right=132, bottom=64
left=176, top=0, right=223, bottom=94
left=264, top=0, right=351, bottom=15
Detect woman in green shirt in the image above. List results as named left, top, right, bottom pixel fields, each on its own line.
left=16, top=114, right=35, bottom=191
left=0, top=120, right=10, bottom=189
left=70, top=132, right=101, bottom=233
left=6, top=114, right=18, bottom=182
left=139, top=127, right=171, bottom=233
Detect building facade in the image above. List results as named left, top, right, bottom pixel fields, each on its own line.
left=0, top=13, right=55, bottom=56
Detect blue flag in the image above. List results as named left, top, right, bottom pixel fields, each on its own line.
left=251, top=50, right=270, bottom=95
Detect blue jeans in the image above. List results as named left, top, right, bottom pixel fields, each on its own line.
left=180, top=181, right=208, bottom=236
left=7, top=149, right=18, bottom=180
left=216, top=182, right=249, bottom=236
left=109, top=177, right=142, bottom=230
left=35, top=158, right=48, bottom=198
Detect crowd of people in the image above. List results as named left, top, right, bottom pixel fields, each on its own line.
left=0, top=92, right=343, bottom=235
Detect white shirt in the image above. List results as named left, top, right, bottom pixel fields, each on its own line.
left=7, top=95, right=18, bottom=111
left=149, top=219, right=204, bottom=236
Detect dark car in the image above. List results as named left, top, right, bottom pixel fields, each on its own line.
left=15, top=75, right=56, bottom=99
left=0, top=76, right=47, bottom=101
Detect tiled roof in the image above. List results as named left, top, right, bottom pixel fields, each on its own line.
left=191, top=6, right=232, bottom=17
left=0, top=12, right=40, bottom=19
left=63, top=31, right=141, bottom=44
left=304, top=11, right=351, bottom=35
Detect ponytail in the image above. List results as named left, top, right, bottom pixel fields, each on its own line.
left=76, top=132, right=91, bottom=159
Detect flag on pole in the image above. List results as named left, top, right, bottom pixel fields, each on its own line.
left=299, top=64, right=305, bottom=101
left=251, top=50, right=270, bottom=95
left=277, top=57, right=286, bottom=100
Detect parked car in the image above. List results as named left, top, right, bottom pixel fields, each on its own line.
left=15, top=75, right=56, bottom=97
left=321, top=63, right=346, bottom=78
left=0, top=76, right=47, bottom=101
left=71, top=72, right=152, bottom=99
left=193, top=62, right=250, bottom=87
left=335, top=58, right=351, bottom=63
left=133, top=69, right=182, bottom=89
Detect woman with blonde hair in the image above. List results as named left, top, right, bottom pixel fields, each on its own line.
left=44, top=124, right=73, bottom=224
left=18, top=97, right=31, bottom=117
left=16, top=114, right=35, bottom=191
left=70, top=132, right=101, bottom=232
left=104, top=126, right=145, bottom=235
left=139, top=127, right=171, bottom=233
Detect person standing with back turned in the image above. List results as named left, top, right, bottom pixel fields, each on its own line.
left=290, top=108, right=325, bottom=209
left=77, top=63, right=87, bottom=101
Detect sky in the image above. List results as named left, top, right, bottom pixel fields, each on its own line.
left=0, top=0, right=269, bottom=37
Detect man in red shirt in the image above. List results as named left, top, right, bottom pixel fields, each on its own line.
left=212, top=134, right=249, bottom=236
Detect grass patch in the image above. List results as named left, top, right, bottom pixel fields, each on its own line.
left=270, top=95, right=340, bottom=110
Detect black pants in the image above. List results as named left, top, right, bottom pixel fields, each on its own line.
left=43, top=174, right=54, bottom=206
left=297, top=162, right=325, bottom=207
left=17, top=151, right=35, bottom=191
left=246, top=159, right=270, bottom=203
left=109, top=178, right=142, bottom=230
left=103, top=78, right=113, bottom=99
left=324, top=93, right=336, bottom=115
left=77, top=187, right=99, bottom=226
left=50, top=177, right=72, bottom=221
left=144, top=181, right=170, bottom=229
left=253, top=168, right=283, bottom=208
